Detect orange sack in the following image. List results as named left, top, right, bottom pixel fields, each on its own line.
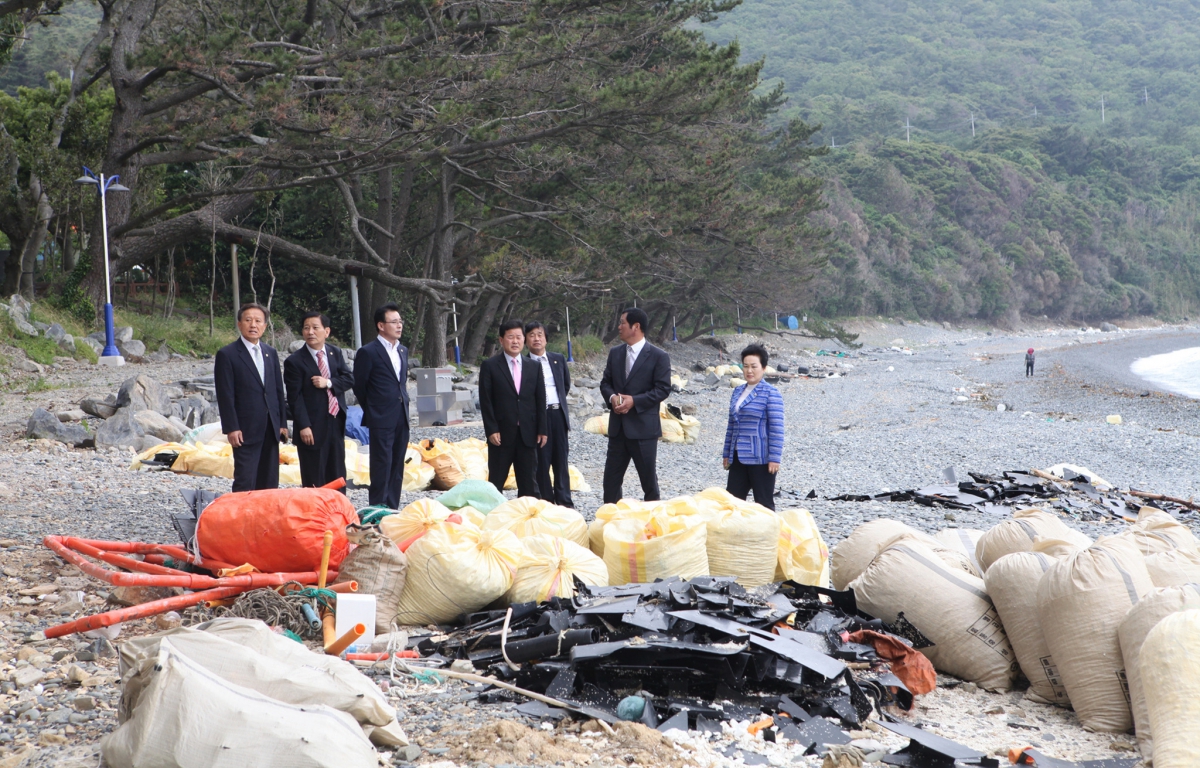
left=196, top=488, right=358, bottom=574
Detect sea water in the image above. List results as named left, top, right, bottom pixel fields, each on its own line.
left=1130, top=346, right=1200, bottom=399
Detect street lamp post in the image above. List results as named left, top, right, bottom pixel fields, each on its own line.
left=76, top=167, right=129, bottom=366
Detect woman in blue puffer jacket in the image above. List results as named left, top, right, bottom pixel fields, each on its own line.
left=721, top=343, right=785, bottom=510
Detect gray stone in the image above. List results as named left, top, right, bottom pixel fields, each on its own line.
left=45, top=323, right=66, bottom=343
left=176, top=395, right=209, bottom=428
left=79, top=336, right=103, bottom=355
left=94, top=409, right=147, bottom=450
left=114, top=325, right=134, bottom=343
left=289, top=339, right=306, bottom=353
left=147, top=342, right=171, bottom=363
left=1100, top=322, right=1119, bottom=332
left=202, top=403, right=222, bottom=425
left=71, top=695, right=95, bottom=711
left=117, top=374, right=173, bottom=415
left=10, top=666, right=45, bottom=689
left=44, top=708, right=71, bottom=724
left=15, top=357, right=44, bottom=374
left=32, top=320, right=49, bottom=332
left=117, top=338, right=146, bottom=358
left=56, top=410, right=88, bottom=423
left=5, top=294, right=39, bottom=336
left=80, top=396, right=118, bottom=419
left=397, top=746, right=422, bottom=762
left=58, top=333, right=76, bottom=353
left=27, top=408, right=90, bottom=446
left=133, top=409, right=184, bottom=443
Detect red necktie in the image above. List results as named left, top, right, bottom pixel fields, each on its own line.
left=317, top=350, right=339, bottom=417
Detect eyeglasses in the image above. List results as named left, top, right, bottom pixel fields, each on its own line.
left=384, top=319, right=404, bottom=326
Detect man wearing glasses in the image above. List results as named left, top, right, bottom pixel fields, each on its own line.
left=352, top=303, right=411, bottom=508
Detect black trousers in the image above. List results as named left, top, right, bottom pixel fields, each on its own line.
left=727, top=454, right=776, bottom=510
left=1026, top=362, right=1034, bottom=377
left=602, top=435, right=660, bottom=504
left=297, top=414, right=347, bottom=491
left=232, top=423, right=280, bottom=492
left=536, top=408, right=573, bottom=507
left=488, top=433, right=539, bottom=497
left=369, top=421, right=410, bottom=509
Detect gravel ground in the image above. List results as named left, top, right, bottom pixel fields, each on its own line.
left=2, top=319, right=1197, bottom=766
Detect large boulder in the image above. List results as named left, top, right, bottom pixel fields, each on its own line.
left=133, top=409, right=184, bottom=443
left=14, top=358, right=44, bottom=374
left=26, top=408, right=90, bottom=447
left=175, top=395, right=210, bottom=428
left=115, top=326, right=134, bottom=344
left=95, top=409, right=147, bottom=450
left=201, top=403, right=222, bottom=425
left=44, top=323, right=65, bottom=343
left=117, top=338, right=146, bottom=358
left=116, top=375, right=173, bottom=415
left=4, top=294, right=39, bottom=337
left=58, top=333, right=76, bottom=353
left=80, top=396, right=118, bottom=419
left=79, top=336, right=102, bottom=355
left=146, top=343, right=171, bottom=363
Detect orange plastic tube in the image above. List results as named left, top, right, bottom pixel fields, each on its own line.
left=322, top=612, right=337, bottom=647
left=318, top=531, right=333, bottom=590
left=43, top=585, right=247, bottom=639
left=325, top=623, right=365, bottom=656
left=328, top=581, right=358, bottom=594
left=747, top=717, right=774, bottom=735
left=44, top=536, right=321, bottom=589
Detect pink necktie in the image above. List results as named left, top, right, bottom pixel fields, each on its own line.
left=511, top=356, right=521, bottom=394
left=317, top=350, right=339, bottom=417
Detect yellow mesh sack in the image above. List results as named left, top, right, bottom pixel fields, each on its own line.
left=775, top=508, right=830, bottom=587
left=589, top=499, right=659, bottom=557
left=507, top=535, right=608, bottom=604
left=687, top=488, right=779, bottom=587
left=602, top=513, right=709, bottom=585
left=379, top=499, right=455, bottom=547
left=483, top=497, right=589, bottom=547
left=393, top=523, right=522, bottom=625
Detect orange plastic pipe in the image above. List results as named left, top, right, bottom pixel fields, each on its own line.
left=43, top=585, right=247, bottom=639
left=325, top=623, right=365, bottom=656
left=62, top=538, right=237, bottom=571
left=747, top=717, right=774, bottom=735
left=318, top=531, right=333, bottom=590
left=44, top=536, right=321, bottom=589
left=328, top=581, right=358, bottom=594
left=322, top=612, right=337, bottom=647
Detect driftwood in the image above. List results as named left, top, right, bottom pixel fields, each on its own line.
left=1128, top=490, right=1200, bottom=511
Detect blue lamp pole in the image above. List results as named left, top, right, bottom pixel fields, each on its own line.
left=76, top=167, right=129, bottom=366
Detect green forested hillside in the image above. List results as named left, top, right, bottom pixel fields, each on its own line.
left=704, top=0, right=1200, bottom=322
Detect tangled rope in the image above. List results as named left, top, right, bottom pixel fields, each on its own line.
left=213, top=583, right=334, bottom=640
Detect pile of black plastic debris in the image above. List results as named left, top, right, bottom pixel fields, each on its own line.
left=411, top=576, right=1016, bottom=766
left=827, top=467, right=1197, bottom=523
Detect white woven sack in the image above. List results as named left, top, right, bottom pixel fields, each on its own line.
left=1119, top=509, right=1198, bottom=556
left=484, top=497, right=589, bottom=547
left=849, top=536, right=1017, bottom=691
left=1141, top=609, right=1200, bottom=768
left=1037, top=535, right=1154, bottom=732
left=1144, top=549, right=1200, bottom=588
left=102, top=637, right=379, bottom=768
left=975, top=508, right=1092, bottom=572
left=1117, top=584, right=1200, bottom=759
left=934, top=528, right=985, bottom=577
left=830, top=520, right=971, bottom=590
left=983, top=540, right=1080, bottom=706
left=693, top=488, right=781, bottom=587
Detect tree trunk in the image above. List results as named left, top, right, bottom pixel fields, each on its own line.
left=463, top=290, right=503, bottom=364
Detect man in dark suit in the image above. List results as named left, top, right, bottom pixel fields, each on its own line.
left=599, top=307, right=672, bottom=503
left=352, top=303, right=411, bottom=509
left=214, top=303, right=289, bottom=492
left=524, top=321, right=573, bottom=507
left=284, top=311, right=355, bottom=490
left=479, top=320, right=547, bottom=497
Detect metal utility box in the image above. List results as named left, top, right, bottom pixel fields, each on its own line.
left=413, top=368, right=463, bottom=426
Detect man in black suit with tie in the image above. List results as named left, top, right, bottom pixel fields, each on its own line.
left=479, top=320, right=547, bottom=497
left=524, top=321, right=573, bottom=507
left=599, top=307, right=672, bottom=503
left=284, top=311, right=355, bottom=490
left=214, top=303, right=289, bottom=492
left=352, top=303, right=411, bottom=509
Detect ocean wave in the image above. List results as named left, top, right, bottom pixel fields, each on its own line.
left=1130, top=346, right=1200, bottom=399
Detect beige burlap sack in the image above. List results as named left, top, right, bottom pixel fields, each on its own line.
left=976, top=508, right=1092, bottom=572
left=335, top=531, right=409, bottom=635
left=831, top=520, right=972, bottom=590
left=1037, top=535, right=1155, bottom=732
left=849, top=536, right=1017, bottom=691
left=1145, top=549, right=1200, bottom=588
left=1119, top=509, right=1198, bottom=556
left=983, top=540, right=1080, bottom=706
left=1117, top=584, right=1200, bottom=759
left=1141, top=609, right=1200, bottom=768
left=934, top=528, right=985, bottom=577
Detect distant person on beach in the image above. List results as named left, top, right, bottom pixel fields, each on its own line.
left=722, top=344, right=784, bottom=510
left=1026, top=348, right=1035, bottom=377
